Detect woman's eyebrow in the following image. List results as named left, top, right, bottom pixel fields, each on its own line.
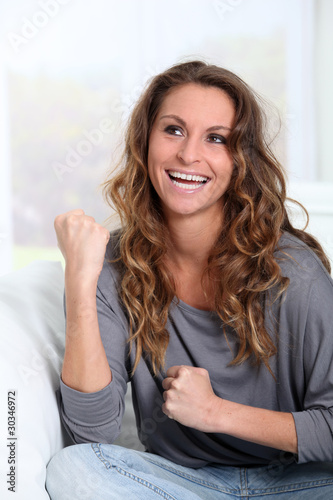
left=159, top=114, right=231, bottom=132
left=206, top=124, right=232, bottom=132
left=159, top=114, right=186, bottom=127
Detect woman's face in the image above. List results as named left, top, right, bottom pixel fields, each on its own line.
left=147, top=83, right=235, bottom=223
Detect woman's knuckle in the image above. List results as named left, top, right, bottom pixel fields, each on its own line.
left=179, top=366, right=190, bottom=378
left=178, top=366, right=186, bottom=375
left=67, top=213, right=78, bottom=224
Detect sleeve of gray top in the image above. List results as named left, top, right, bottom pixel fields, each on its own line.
left=291, top=266, right=333, bottom=463
left=58, top=281, right=130, bottom=444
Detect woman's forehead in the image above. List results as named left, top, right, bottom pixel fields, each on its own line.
left=155, top=83, right=235, bottom=129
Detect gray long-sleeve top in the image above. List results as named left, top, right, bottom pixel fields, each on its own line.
left=58, top=232, right=333, bottom=467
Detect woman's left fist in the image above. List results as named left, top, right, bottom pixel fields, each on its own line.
left=162, top=365, right=222, bottom=432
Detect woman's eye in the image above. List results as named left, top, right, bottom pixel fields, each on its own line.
left=164, top=125, right=183, bottom=136
left=207, top=134, right=226, bottom=144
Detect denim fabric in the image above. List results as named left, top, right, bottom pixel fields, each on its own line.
left=46, top=444, right=333, bottom=499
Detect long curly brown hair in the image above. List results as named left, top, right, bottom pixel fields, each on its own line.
left=103, top=60, right=330, bottom=376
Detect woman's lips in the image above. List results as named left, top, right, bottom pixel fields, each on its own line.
left=167, top=170, right=210, bottom=190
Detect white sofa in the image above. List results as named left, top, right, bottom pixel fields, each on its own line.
left=0, top=261, right=141, bottom=500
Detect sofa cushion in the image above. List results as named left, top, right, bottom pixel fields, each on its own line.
left=0, top=261, right=67, bottom=499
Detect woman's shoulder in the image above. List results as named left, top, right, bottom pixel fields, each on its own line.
left=275, top=231, right=333, bottom=289
left=274, top=234, right=333, bottom=352
left=96, top=228, right=124, bottom=300
left=105, top=228, right=123, bottom=260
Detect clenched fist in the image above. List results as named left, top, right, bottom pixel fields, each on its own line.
left=54, top=209, right=110, bottom=283
left=162, top=365, right=222, bottom=432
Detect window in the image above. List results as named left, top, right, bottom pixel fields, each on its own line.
left=1, top=0, right=332, bottom=275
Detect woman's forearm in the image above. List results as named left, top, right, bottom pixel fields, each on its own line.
left=212, top=398, right=297, bottom=454
left=162, top=365, right=297, bottom=454
left=61, top=272, right=112, bottom=393
left=54, top=210, right=112, bottom=393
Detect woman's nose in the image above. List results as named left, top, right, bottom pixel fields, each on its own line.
left=176, top=137, right=202, bottom=165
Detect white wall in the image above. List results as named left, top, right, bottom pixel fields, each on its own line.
left=288, top=183, right=333, bottom=267
left=315, top=0, right=333, bottom=182
left=286, top=0, right=333, bottom=269
left=0, top=64, right=13, bottom=275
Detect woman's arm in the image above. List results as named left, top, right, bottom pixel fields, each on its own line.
left=162, top=365, right=297, bottom=454
left=55, top=209, right=112, bottom=393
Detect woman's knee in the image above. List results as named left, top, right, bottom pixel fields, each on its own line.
left=46, top=443, right=100, bottom=499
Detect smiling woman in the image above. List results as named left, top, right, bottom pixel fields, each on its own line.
left=103, top=60, right=331, bottom=374
left=46, top=61, right=333, bottom=499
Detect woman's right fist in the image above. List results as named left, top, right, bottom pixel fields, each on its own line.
left=54, top=209, right=110, bottom=281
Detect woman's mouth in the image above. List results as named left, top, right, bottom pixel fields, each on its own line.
left=167, top=171, right=209, bottom=190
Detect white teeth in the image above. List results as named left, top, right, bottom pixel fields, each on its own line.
left=172, top=180, right=205, bottom=190
left=169, top=171, right=208, bottom=182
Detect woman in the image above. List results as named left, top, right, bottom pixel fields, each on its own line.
left=46, top=61, right=333, bottom=499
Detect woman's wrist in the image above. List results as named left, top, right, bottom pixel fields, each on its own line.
left=204, top=395, right=226, bottom=433
left=64, top=266, right=100, bottom=296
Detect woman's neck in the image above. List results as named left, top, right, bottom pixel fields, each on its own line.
left=165, top=212, right=222, bottom=272
left=163, top=214, right=221, bottom=310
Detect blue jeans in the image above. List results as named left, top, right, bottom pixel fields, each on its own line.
left=46, top=444, right=333, bottom=499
